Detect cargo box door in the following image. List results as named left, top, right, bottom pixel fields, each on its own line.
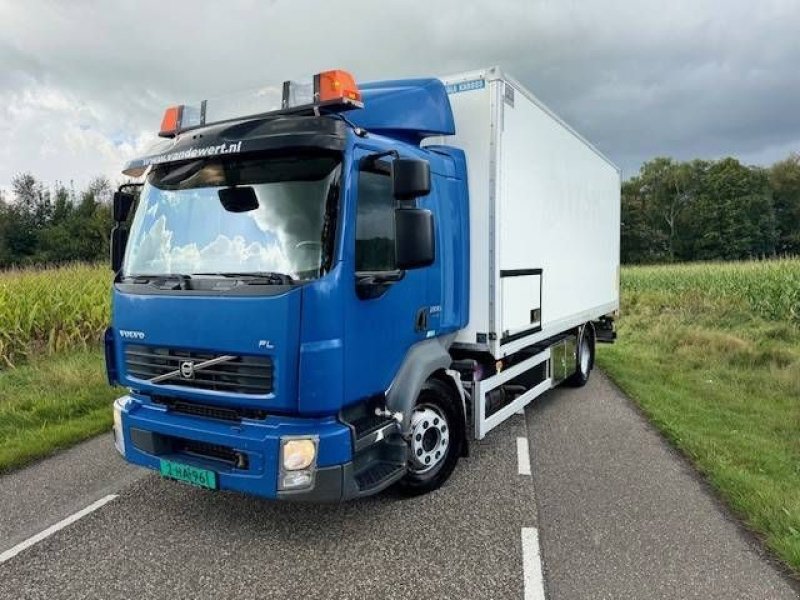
left=500, top=270, right=542, bottom=341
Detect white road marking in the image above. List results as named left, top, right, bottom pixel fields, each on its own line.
left=519, top=405, right=545, bottom=597
left=516, top=406, right=526, bottom=415
left=0, top=494, right=118, bottom=564
left=522, top=527, right=546, bottom=600
left=517, top=436, right=532, bottom=475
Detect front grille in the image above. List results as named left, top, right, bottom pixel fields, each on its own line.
left=152, top=397, right=269, bottom=422
left=125, top=345, right=273, bottom=395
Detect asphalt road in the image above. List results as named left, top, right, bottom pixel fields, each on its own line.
left=0, top=371, right=797, bottom=599
left=527, top=373, right=798, bottom=600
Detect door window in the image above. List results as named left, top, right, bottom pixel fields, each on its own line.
left=355, top=170, right=396, bottom=272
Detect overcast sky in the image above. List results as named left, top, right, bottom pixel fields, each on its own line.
left=1, top=0, right=799, bottom=192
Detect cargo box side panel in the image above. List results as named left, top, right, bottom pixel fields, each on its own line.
left=497, top=80, right=620, bottom=343
left=431, top=74, right=495, bottom=348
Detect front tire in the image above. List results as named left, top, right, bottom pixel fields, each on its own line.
left=396, top=378, right=463, bottom=496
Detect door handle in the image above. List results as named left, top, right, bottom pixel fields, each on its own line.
left=414, top=307, right=428, bottom=333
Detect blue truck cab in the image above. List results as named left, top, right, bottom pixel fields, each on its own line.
left=107, top=72, right=473, bottom=500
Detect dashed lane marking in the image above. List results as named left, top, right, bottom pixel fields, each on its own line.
left=518, top=400, right=545, bottom=598
left=517, top=436, right=532, bottom=475
left=522, top=527, right=547, bottom=600
left=0, top=494, right=118, bottom=564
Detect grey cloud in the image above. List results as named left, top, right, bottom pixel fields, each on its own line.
left=1, top=0, right=799, bottom=187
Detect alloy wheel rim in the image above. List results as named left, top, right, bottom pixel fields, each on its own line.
left=409, top=404, right=449, bottom=474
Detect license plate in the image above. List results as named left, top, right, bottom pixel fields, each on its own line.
left=159, top=459, right=217, bottom=490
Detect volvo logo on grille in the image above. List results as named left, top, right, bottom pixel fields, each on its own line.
left=179, top=360, right=195, bottom=380
left=148, top=354, right=237, bottom=385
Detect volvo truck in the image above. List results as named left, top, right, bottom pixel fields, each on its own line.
left=107, top=67, right=620, bottom=501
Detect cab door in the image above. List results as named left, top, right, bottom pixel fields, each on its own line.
left=342, top=147, right=432, bottom=406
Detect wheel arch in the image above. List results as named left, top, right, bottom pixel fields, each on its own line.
left=386, top=336, right=466, bottom=431
left=430, top=368, right=469, bottom=457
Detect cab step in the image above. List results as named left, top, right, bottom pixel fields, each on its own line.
left=352, top=415, right=400, bottom=452
left=354, top=461, right=404, bottom=493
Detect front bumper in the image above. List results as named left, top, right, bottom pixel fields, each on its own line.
left=113, top=395, right=362, bottom=502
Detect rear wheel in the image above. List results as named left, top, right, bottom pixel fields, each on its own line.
left=396, top=378, right=463, bottom=496
left=566, top=325, right=594, bottom=387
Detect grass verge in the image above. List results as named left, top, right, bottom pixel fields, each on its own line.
left=597, top=259, right=800, bottom=575
left=0, top=349, right=117, bottom=473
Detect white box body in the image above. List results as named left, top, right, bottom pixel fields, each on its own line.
left=430, top=68, right=621, bottom=359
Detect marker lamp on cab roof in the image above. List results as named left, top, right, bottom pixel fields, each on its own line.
left=156, top=69, right=362, bottom=138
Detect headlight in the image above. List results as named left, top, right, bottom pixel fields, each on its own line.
left=279, top=436, right=318, bottom=491
left=281, top=438, right=317, bottom=471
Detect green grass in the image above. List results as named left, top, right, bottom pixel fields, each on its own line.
left=597, top=258, right=800, bottom=574
left=0, top=349, right=117, bottom=472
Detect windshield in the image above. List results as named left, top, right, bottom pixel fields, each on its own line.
left=123, top=153, right=341, bottom=281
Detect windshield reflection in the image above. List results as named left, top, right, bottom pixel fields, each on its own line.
left=123, top=154, right=341, bottom=280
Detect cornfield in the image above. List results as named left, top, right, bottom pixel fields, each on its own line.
left=0, top=264, right=110, bottom=367
left=620, top=258, right=800, bottom=325
left=1, top=258, right=798, bottom=368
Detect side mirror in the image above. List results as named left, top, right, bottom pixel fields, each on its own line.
left=219, top=186, right=259, bottom=213
left=392, top=159, right=430, bottom=200
left=395, top=208, right=434, bottom=270
left=113, top=191, right=135, bottom=222
left=111, top=226, right=128, bottom=272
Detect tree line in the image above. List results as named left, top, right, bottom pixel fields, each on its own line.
left=0, top=174, right=113, bottom=269
left=1, top=154, right=799, bottom=268
left=622, top=154, right=800, bottom=263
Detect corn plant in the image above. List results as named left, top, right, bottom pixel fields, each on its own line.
left=0, top=264, right=111, bottom=367
left=621, top=258, right=800, bottom=325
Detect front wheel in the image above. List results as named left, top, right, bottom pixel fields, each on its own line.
left=395, top=378, right=463, bottom=496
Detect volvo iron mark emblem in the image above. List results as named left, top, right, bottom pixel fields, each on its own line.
left=179, top=360, right=195, bottom=380
left=148, top=354, right=237, bottom=384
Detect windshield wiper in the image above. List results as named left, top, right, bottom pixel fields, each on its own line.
left=124, top=274, right=192, bottom=290
left=193, top=272, right=294, bottom=285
